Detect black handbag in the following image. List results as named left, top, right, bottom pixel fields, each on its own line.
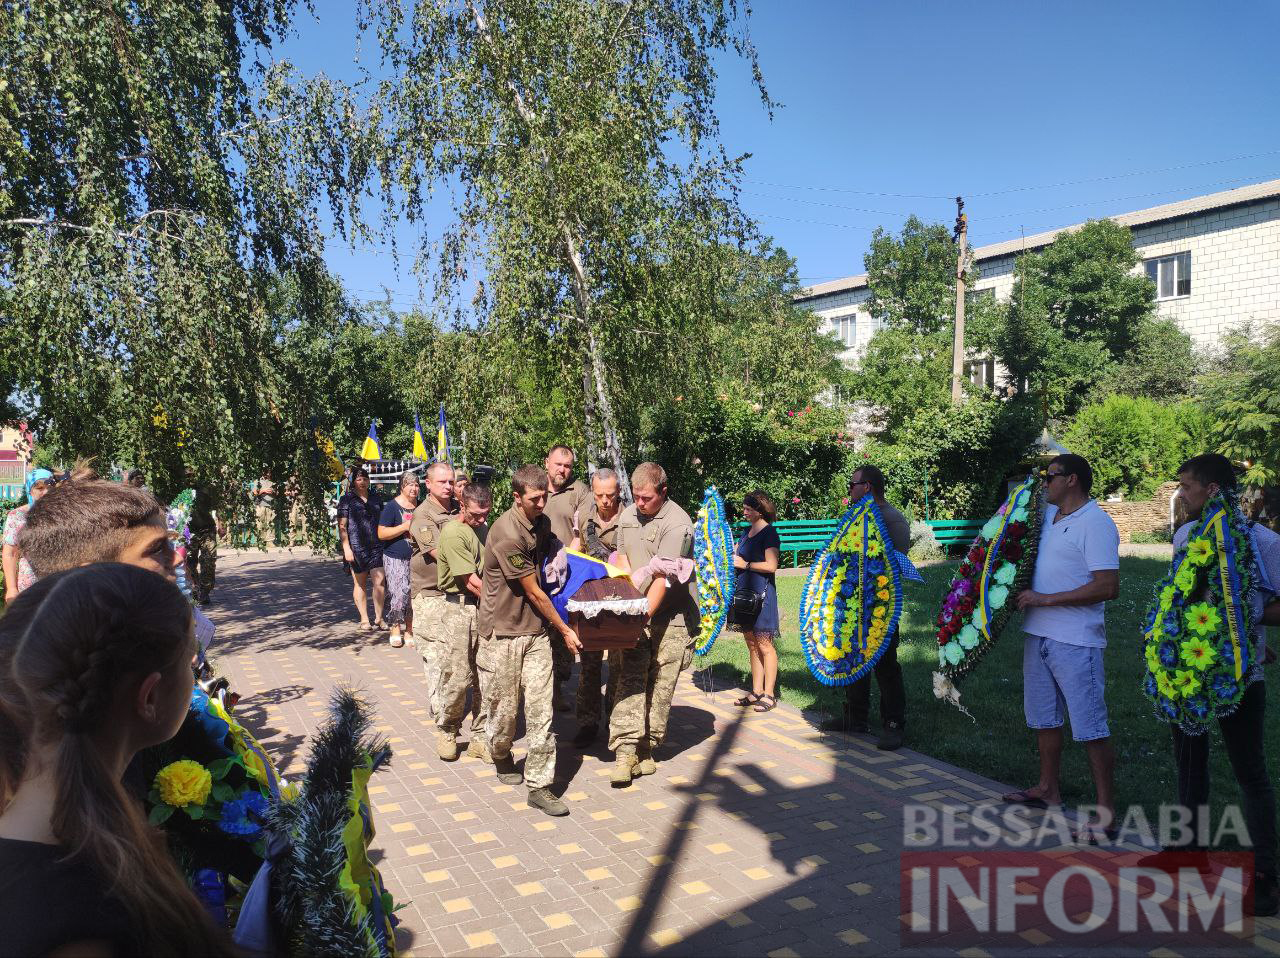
left=730, top=589, right=764, bottom=624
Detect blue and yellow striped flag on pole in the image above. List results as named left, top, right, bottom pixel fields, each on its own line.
left=412, top=414, right=429, bottom=461
left=360, top=421, right=381, bottom=461
left=436, top=405, right=451, bottom=465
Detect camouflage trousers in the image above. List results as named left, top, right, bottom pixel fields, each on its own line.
left=477, top=631, right=556, bottom=790
left=436, top=601, right=485, bottom=737
left=186, top=528, right=217, bottom=601
left=551, top=632, right=573, bottom=683
left=608, top=619, right=696, bottom=754
left=410, top=593, right=449, bottom=720
left=575, top=649, right=620, bottom=727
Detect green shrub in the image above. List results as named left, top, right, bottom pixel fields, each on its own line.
left=1063, top=396, right=1208, bottom=500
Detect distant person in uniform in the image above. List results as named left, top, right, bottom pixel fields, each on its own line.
left=821, top=465, right=911, bottom=749
left=477, top=465, right=581, bottom=817
left=542, top=445, right=593, bottom=711
left=185, top=478, right=224, bottom=609
left=572, top=467, right=624, bottom=747
left=433, top=480, right=490, bottom=762
left=410, top=462, right=459, bottom=720
left=609, top=462, right=701, bottom=787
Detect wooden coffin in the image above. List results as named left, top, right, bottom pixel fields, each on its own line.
left=568, top=576, right=647, bottom=652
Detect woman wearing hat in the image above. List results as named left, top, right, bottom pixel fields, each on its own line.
left=3, top=469, right=53, bottom=601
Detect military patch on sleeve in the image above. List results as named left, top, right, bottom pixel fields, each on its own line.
left=508, top=552, right=530, bottom=571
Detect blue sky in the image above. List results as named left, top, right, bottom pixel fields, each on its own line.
left=279, top=0, right=1280, bottom=306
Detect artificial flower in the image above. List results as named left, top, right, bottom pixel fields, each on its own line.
left=980, top=516, right=1003, bottom=540
left=1145, top=643, right=1160, bottom=674
left=1010, top=506, right=1029, bottom=523
left=155, top=760, right=212, bottom=808
left=1185, top=537, right=1213, bottom=567
left=218, top=791, right=268, bottom=837
left=1174, top=563, right=1197, bottom=594
left=943, top=641, right=964, bottom=665
left=1002, top=541, right=1024, bottom=561
left=242, top=747, right=273, bottom=790
left=1157, top=585, right=1177, bottom=612
left=1186, top=603, right=1221, bottom=637
left=1157, top=641, right=1179, bottom=668
left=1185, top=695, right=1211, bottom=721
left=957, top=562, right=973, bottom=578
left=1173, top=669, right=1202, bottom=698
left=1006, top=520, right=1028, bottom=541
left=876, top=588, right=890, bottom=601
left=1180, top=637, right=1217, bottom=671
left=993, top=562, right=1018, bottom=586
left=988, top=585, right=1009, bottom=610
left=1156, top=670, right=1178, bottom=699
left=958, top=625, right=980, bottom=650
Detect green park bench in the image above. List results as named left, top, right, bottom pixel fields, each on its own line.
left=925, top=519, right=983, bottom=553
left=730, top=516, right=983, bottom=566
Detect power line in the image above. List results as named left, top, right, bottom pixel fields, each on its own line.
left=742, top=178, right=951, bottom=200
left=974, top=173, right=1280, bottom=222
left=739, top=190, right=918, bottom=219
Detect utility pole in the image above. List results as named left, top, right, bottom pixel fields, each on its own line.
left=949, top=196, right=968, bottom=404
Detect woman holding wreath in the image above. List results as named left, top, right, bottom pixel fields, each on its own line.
left=733, top=491, right=782, bottom=712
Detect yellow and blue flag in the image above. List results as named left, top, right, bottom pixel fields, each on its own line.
left=436, top=405, right=451, bottom=464
left=360, top=421, right=381, bottom=461
left=412, top=413, right=429, bottom=461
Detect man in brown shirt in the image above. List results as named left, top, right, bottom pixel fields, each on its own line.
left=541, top=444, right=593, bottom=710
left=571, top=467, right=624, bottom=747
left=477, top=465, right=582, bottom=817
left=821, top=464, right=913, bottom=750
left=608, top=462, right=701, bottom=786
left=409, top=461, right=459, bottom=720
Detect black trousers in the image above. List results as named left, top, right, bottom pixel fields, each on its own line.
left=1169, top=679, right=1276, bottom=878
left=845, top=632, right=905, bottom=727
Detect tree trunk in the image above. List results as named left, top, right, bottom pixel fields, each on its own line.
left=582, top=349, right=601, bottom=469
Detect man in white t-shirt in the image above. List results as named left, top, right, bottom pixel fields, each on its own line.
left=1000, top=454, right=1120, bottom=839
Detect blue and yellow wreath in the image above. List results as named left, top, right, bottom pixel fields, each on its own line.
left=693, top=486, right=735, bottom=656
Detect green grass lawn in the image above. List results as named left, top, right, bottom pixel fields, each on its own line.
left=698, top=557, right=1279, bottom=827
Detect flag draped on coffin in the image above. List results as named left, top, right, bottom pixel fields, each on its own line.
left=360, top=422, right=381, bottom=461
left=436, top=405, right=450, bottom=464
left=798, top=495, right=907, bottom=686
left=547, top=549, right=631, bottom=623
left=693, top=486, right=735, bottom=656
left=412, top=414, right=429, bottom=461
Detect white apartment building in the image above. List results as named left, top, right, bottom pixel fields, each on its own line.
left=797, top=178, right=1280, bottom=383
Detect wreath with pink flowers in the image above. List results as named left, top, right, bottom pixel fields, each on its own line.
left=933, top=474, right=1044, bottom=708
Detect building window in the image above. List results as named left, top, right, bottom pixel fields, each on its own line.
left=830, top=314, right=856, bottom=348
left=965, top=357, right=996, bottom=391
left=1144, top=252, right=1191, bottom=300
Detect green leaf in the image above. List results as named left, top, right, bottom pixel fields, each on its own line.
left=148, top=804, right=175, bottom=825
left=212, top=783, right=237, bottom=802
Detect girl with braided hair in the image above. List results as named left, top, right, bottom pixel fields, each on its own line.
left=0, top=564, right=239, bottom=957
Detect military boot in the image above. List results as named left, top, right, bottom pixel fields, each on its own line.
left=436, top=730, right=459, bottom=762
left=493, top=753, right=523, bottom=786
left=634, top=744, right=657, bottom=777
left=610, top=748, right=638, bottom=788
left=527, top=787, right=569, bottom=817
left=465, top=737, right=491, bottom=762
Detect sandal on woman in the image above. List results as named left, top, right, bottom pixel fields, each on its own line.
left=375, top=620, right=388, bottom=631
left=734, top=692, right=763, bottom=707
left=389, top=631, right=405, bottom=648
left=753, top=694, right=778, bottom=713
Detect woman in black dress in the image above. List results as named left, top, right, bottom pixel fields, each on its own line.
left=338, top=467, right=387, bottom=632
left=733, top=490, right=782, bottom=712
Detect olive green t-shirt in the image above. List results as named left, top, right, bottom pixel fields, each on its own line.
left=409, top=496, right=458, bottom=597
left=617, top=498, right=699, bottom=632
left=437, top=519, right=487, bottom=595
left=479, top=505, right=553, bottom=638
left=543, top=479, right=592, bottom=549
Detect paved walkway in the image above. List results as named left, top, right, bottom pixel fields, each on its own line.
left=210, top=549, right=1274, bottom=957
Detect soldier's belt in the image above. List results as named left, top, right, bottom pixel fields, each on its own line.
left=444, top=593, right=478, bottom=606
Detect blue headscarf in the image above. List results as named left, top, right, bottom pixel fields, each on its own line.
left=24, top=468, right=53, bottom=504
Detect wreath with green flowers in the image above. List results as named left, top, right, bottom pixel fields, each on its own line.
left=1141, top=492, right=1260, bottom=734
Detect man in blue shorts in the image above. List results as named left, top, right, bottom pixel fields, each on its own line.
left=1002, top=454, right=1119, bottom=840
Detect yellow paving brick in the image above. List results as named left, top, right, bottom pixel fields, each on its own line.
left=706, top=842, right=732, bottom=855
left=421, top=869, right=450, bottom=883
left=465, top=931, right=497, bottom=949
left=801, top=855, right=828, bottom=868
left=390, top=822, right=417, bottom=834
left=558, top=842, right=583, bottom=855
left=615, top=895, right=641, bottom=911
left=650, top=929, right=682, bottom=948
left=742, top=782, right=765, bottom=794
left=471, top=831, right=497, bottom=844
left=435, top=792, right=459, bottom=803
left=452, top=811, right=478, bottom=823
left=408, top=762, right=429, bottom=770
left=767, top=949, right=799, bottom=958
left=743, top=867, right=771, bottom=881
left=616, top=831, right=642, bottom=843
left=856, top=842, right=881, bottom=853
left=777, top=801, right=798, bottom=810
left=786, top=896, right=815, bottom=911
left=515, top=881, right=544, bottom=896
left=406, top=843, right=433, bottom=857
left=567, top=791, right=589, bottom=801
left=681, top=881, right=712, bottom=896
left=814, top=820, right=837, bottom=831
left=575, top=949, right=606, bottom=958
left=368, top=785, right=388, bottom=795
left=543, top=913, right=574, bottom=930
left=533, top=820, right=557, bottom=832
left=723, top=911, right=752, bottom=928
left=837, top=929, right=868, bottom=946
left=492, top=855, right=518, bottom=869
left=443, top=897, right=472, bottom=913
left=584, top=867, right=613, bottom=881
left=590, top=810, right=615, bottom=821
left=644, top=801, right=668, bottom=811
left=646, top=854, right=669, bottom=866
left=847, top=882, right=872, bottom=895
